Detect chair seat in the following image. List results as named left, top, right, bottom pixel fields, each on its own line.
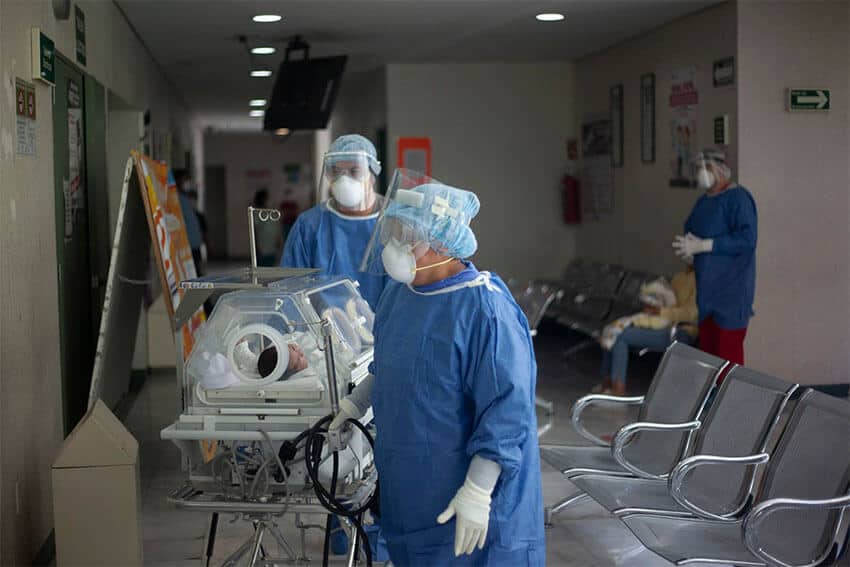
left=621, top=513, right=764, bottom=566
left=571, top=474, right=691, bottom=517
left=540, top=445, right=631, bottom=478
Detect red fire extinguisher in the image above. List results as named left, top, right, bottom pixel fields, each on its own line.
left=562, top=173, right=581, bottom=224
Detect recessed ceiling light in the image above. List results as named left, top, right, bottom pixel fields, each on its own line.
left=536, top=13, right=565, bottom=22
left=249, top=110, right=265, bottom=118
left=275, top=128, right=290, bottom=136
left=250, top=99, right=267, bottom=107
left=251, top=47, right=276, bottom=55
left=253, top=14, right=282, bottom=23
left=250, top=70, right=272, bottom=78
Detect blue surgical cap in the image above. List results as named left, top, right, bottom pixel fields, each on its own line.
left=328, top=134, right=382, bottom=176
left=385, top=183, right=480, bottom=259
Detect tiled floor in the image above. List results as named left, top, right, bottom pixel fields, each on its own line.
left=129, top=320, right=726, bottom=566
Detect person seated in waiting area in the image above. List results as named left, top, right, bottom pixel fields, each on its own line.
left=593, top=266, right=698, bottom=396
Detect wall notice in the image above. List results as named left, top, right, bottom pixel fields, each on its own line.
left=669, top=67, right=698, bottom=188
left=581, top=117, right=614, bottom=214
left=15, top=79, right=36, bottom=156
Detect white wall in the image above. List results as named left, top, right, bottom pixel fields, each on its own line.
left=573, top=1, right=738, bottom=277
left=387, top=63, right=577, bottom=281
left=737, top=0, right=849, bottom=386
left=204, top=132, right=314, bottom=259
left=332, top=68, right=387, bottom=144
left=0, top=1, right=191, bottom=563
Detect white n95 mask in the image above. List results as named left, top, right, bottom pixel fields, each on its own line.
left=331, top=175, right=365, bottom=209
left=696, top=168, right=715, bottom=191
left=381, top=238, right=417, bottom=284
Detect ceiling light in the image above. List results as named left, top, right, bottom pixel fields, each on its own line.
left=536, top=13, right=565, bottom=22
left=249, top=110, right=265, bottom=118
left=253, top=14, right=282, bottom=23
left=250, top=70, right=272, bottom=78
left=250, top=99, right=267, bottom=107
left=275, top=128, right=290, bottom=136
left=251, top=47, right=276, bottom=55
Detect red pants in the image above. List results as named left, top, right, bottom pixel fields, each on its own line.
left=699, top=316, right=747, bottom=366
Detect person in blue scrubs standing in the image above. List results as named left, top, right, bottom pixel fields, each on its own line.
left=331, top=174, right=546, bottom=566
left=280, top=134, right=389, bottom=310
left=673, top=148, right=757, bottom=368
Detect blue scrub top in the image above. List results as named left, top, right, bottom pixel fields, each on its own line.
left=370, top=263, right=546, bottom=566
left=280, top=202, right=389, bottom=310
left=685, top=184, right=757, bottom=330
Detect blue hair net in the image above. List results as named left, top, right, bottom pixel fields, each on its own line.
left=385, top=183, right=480, bottom=258
left=327, top=134, right=382, bottom=176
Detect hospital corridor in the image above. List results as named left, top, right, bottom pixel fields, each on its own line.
left=1, top=1, right=849, bottom=567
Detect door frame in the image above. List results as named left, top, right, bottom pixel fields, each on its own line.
left=52, top=52, right=101, bottom=434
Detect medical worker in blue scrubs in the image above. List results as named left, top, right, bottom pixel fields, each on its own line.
left=331, top=171, right=545, bottom=566
left=280, top=134, right=389, bottom=310
left=673, top=148, right=757, bottom=367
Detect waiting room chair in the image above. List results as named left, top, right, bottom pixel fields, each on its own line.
left=540, top=342, right=727, bottom=523
left=569, top=365, right=798, bottom=519
left=621, top=388, right=850, bottom=567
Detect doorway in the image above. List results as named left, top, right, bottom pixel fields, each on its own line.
left=52, top=56, right=108, bottom=433
left=204, top=165, right=229, bottom=260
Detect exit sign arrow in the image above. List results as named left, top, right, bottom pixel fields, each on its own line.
left=788, top=88, right=830, bottom=111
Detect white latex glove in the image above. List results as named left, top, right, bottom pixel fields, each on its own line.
left=436, top=478, right=493, bottom=556
left=328, top=375, right=374, bottom=430
left=673, top=233, right=713, bottom=258
left=329, top=397, right=365, bottom=430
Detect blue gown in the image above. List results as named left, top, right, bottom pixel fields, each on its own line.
left=685, top=185, right=758, bottom=330
left=280, top=202, right=389, bottom=310
left=370, top=263, right=546, bottom=566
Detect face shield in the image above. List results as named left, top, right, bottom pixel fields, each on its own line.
left=321, top=151, right=376, bottom=212
left=692, top=150, right=730, bottom=191
left=359, top=169, right=444, bottom=276
left=360, top=169, right=479, bottom=282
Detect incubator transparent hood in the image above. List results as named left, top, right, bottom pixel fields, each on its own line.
left=162, top=269, right=375, bottom=442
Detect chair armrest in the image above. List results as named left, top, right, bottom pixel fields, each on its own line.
left=668, top=453, right=770, bottom=521
left=570, top=394, right=645, bottom=447
left=742, top=492, right=850, bottom=567
left=612, top=420, right=702, bottom=480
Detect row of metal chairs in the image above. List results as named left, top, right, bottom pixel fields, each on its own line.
left=540, top=342, right=850, bottom=567
left=548, top=259, right=660, bottom=339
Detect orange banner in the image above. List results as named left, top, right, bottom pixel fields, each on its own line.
left=132, top=151, right=205, bottom=360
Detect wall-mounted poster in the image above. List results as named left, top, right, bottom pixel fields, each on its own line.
left=669, top=67, right=698, bottom=188
left=581, top=117, right=614, bottom=214
left=397, top=137, right=432, bottom=176
left=640, top=73, right=655, bottom=163
left=610, top=85, right=624, bottom=168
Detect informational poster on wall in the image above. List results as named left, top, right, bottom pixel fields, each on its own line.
left=580, top=116, right=614, bottom=215
left=65, top=79, right=85, bottom=241
left=131, top=151, right=205, bottom=360
left=669, top=67, right=698, bottom=188
left=15, top=78, right=36, bottom=156
left=397, top=137, right=432, bottom=177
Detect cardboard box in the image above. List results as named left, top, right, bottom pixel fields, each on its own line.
left=52, top=400, right=142, bottom=566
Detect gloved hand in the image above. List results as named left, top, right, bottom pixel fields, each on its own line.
left=328, top=397, right=365, bottom=430
left=436, top=477, right=493, bottom=556
left=673, top=233, right=713, bottom=258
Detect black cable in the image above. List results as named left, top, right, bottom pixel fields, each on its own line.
left=322, top=514, right=332, bottom=567
left=304, top=415, right=377, bottom=567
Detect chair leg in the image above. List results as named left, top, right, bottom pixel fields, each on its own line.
left=545, top=492, right=592, bottom=527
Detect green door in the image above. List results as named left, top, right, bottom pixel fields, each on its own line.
left=53, top=56, right=95, bottom=434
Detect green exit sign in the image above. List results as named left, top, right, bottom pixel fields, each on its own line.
left=787, top=88, right=830, bottom=112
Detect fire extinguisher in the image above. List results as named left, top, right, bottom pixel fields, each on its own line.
left=562, top=173, right=581, bottom=224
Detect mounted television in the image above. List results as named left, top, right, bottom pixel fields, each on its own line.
left=263, top=55, right=347, bottom=132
